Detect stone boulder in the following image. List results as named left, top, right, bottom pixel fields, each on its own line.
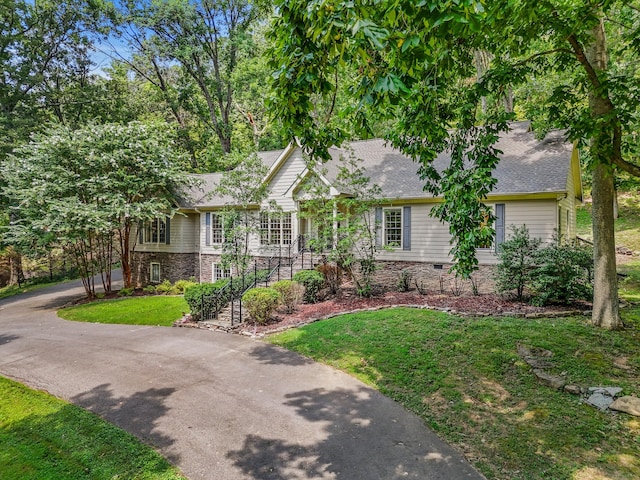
left=609, top=396, right=640, bottom=417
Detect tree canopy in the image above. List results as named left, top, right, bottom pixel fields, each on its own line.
left=269, top=0, right=640, bottom=329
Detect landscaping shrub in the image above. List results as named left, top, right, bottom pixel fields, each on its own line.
left=293, top=270, right=325, bottom=303
left=494, top=226, right=542, bottom=300
left=271, top=280, right=304, bottom=313
left=397, top=269, right=413, bottom=292
left=530, top=238, right=593, bottom=306
left=171, top=279, right=198, bottom=295
left=316, top=262, right=342, bottom=294
left=155, top=279, right=173, bottom=294
left=184, top=282, right=229, bottom=320
left=142, top=285, right=156, bottom=294
left=183, top=270, right=271, bottom=320
left=242, top=287, right=281, bottom=324
left=495, top=228, right=593, bottom=306
left=118, top=287, right=134, bottom=297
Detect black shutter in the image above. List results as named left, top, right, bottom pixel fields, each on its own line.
left=495, top=204, right=505, bottom=253
left=165, top=216, right=171, bottom=245
left=138, top=222, right=144, bottom=244
left=403, top=206, right=411, bottom=250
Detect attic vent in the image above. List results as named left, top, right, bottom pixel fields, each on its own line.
left=433, top=264, right=443, bottom=270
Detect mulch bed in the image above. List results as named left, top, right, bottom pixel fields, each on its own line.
left=242, top=286, right=592, bottom=336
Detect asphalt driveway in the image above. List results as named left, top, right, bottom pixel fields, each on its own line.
left=0, top=277, right=484, bottom=479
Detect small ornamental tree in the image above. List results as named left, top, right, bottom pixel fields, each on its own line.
left=2, top=122, right=190, bottom=297
left=215, top=152, right=268, bottom=275
left=494, top=226, right=542, bottom=301
left=300, top=153, right=385, bottom=297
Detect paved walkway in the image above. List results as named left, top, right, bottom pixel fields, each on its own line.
left=0, top=277, right=484, bottom=479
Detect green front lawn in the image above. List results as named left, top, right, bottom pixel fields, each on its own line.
left=266, top=308, right=640, bottom=480
left=0, top=280, right=66, bottom=300
left=0, top=376, right=185, bottom=480
left=58, top=296, right=188, bottom=326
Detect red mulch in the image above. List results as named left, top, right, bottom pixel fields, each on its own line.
left=245, top=286, right=591, bottom=336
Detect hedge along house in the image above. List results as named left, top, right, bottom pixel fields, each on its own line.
left=131, top=121, right=582, bottom=292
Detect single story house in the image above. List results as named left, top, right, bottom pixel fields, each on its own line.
left=131, top=121, right=582, bottom=293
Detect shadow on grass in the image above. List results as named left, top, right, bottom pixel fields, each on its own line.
left=1, top=382, right=181, bottom=479
left=226, top=386, right=482, bottom=480
left=72, top=383, right=179, bottom=463
left=248, top=343, right=314, bottom=366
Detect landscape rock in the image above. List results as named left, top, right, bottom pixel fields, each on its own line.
left=609, top=396, right=640, bottom=417
left=564, top=385, right=582, bottom=395
left=586, top=392, right=615, bottom=411
left=588, top=386, right=623, bottom=397
left=533, top=369, right=566, bottom=390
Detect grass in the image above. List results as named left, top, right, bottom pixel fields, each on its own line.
left=266, top=308, right=640, bottom=480
left=0, top=280, right=65, bottom=300
left=577, top=192, right=640, bottom=252
left=57, top=296, right=188, bottom=326
left=0, top=375, right=185, bottom=480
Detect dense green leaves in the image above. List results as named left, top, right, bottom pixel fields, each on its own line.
left=2, top=122, right=190, bottom=294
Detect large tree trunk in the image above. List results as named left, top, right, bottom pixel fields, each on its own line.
left=587, top=17, right=622, bottom=329
left=591, top=163, right=621, bottom=328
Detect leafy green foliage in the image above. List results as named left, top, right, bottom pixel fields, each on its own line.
left=299, top=154, right=385, bottom=295
left=2, top=121, right=190, bottom=295
left=215, top=153, right=269, bottom=274
left=171, top=279, right=198, bottom=295
left=271, top=280, right=304, bottom=314
left=495, top=226, right=542, bottom=301
left=293, top=270, right=325, bottom=304
left=530, top=238, right=594, bottom=306
left=117, top=287, right=134, bottom=297
left=155, top=279, right=174, bottom=294
left=242, top=287, right=281, bottom=324
left=183, top=281, right=228, bottom=320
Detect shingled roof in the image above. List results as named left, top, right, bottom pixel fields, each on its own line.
left=182, top=121, right=574, bottom=208
left=324, top=121, right=573, bottom=199
left=182, top=149, right=283, bottom=208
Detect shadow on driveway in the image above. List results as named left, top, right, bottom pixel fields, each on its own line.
left=227, top=386, right=482, bottom=479
left=248, top=343, right=315, bottom=367
left=71, top=383, right=179, bottom=464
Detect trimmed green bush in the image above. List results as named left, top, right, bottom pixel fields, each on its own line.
left=242, top=287, right=281, bottom=324
left=117, top=287, right=134, bottom=297
left=184, top=281, right=229, bottom=320
left=293, top=269, right=325, bottom=303
left=271, top=280, right=304, bottom=313
left=171, top=279, right=198, bottom=295
left=155, top=279, right=173, bottom=294
left=142, top=285, right=156, bottom=294
left=495, top=226, right=542, bottom=300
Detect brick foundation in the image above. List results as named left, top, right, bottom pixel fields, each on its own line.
left=368, top=261, right=497, bottom=295
left=131, top=252, right=199, bottom=287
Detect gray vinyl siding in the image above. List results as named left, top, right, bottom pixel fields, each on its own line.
left=135, top=213, right=199, bottom=254
left=376, top=200, right=558, bottom=265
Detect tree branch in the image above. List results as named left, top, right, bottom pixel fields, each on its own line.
left=613, top=155, right=640, bottom=178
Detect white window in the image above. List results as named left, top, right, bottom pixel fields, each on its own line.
left=150, top=262, right=161, bottom=283
left=384, top=208, right=402, bottom=248
left=260, top=212, right=292, bottom=245
left=144, top=218, right=167, bottom=244
left=212, top=263, right=231, bottom=282
left=211, top=213, right=224, bottom=244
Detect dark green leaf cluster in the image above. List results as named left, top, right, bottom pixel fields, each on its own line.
left=293, top=269, right=325, bottom=304
left=496, top=227, right=593, bottom=305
